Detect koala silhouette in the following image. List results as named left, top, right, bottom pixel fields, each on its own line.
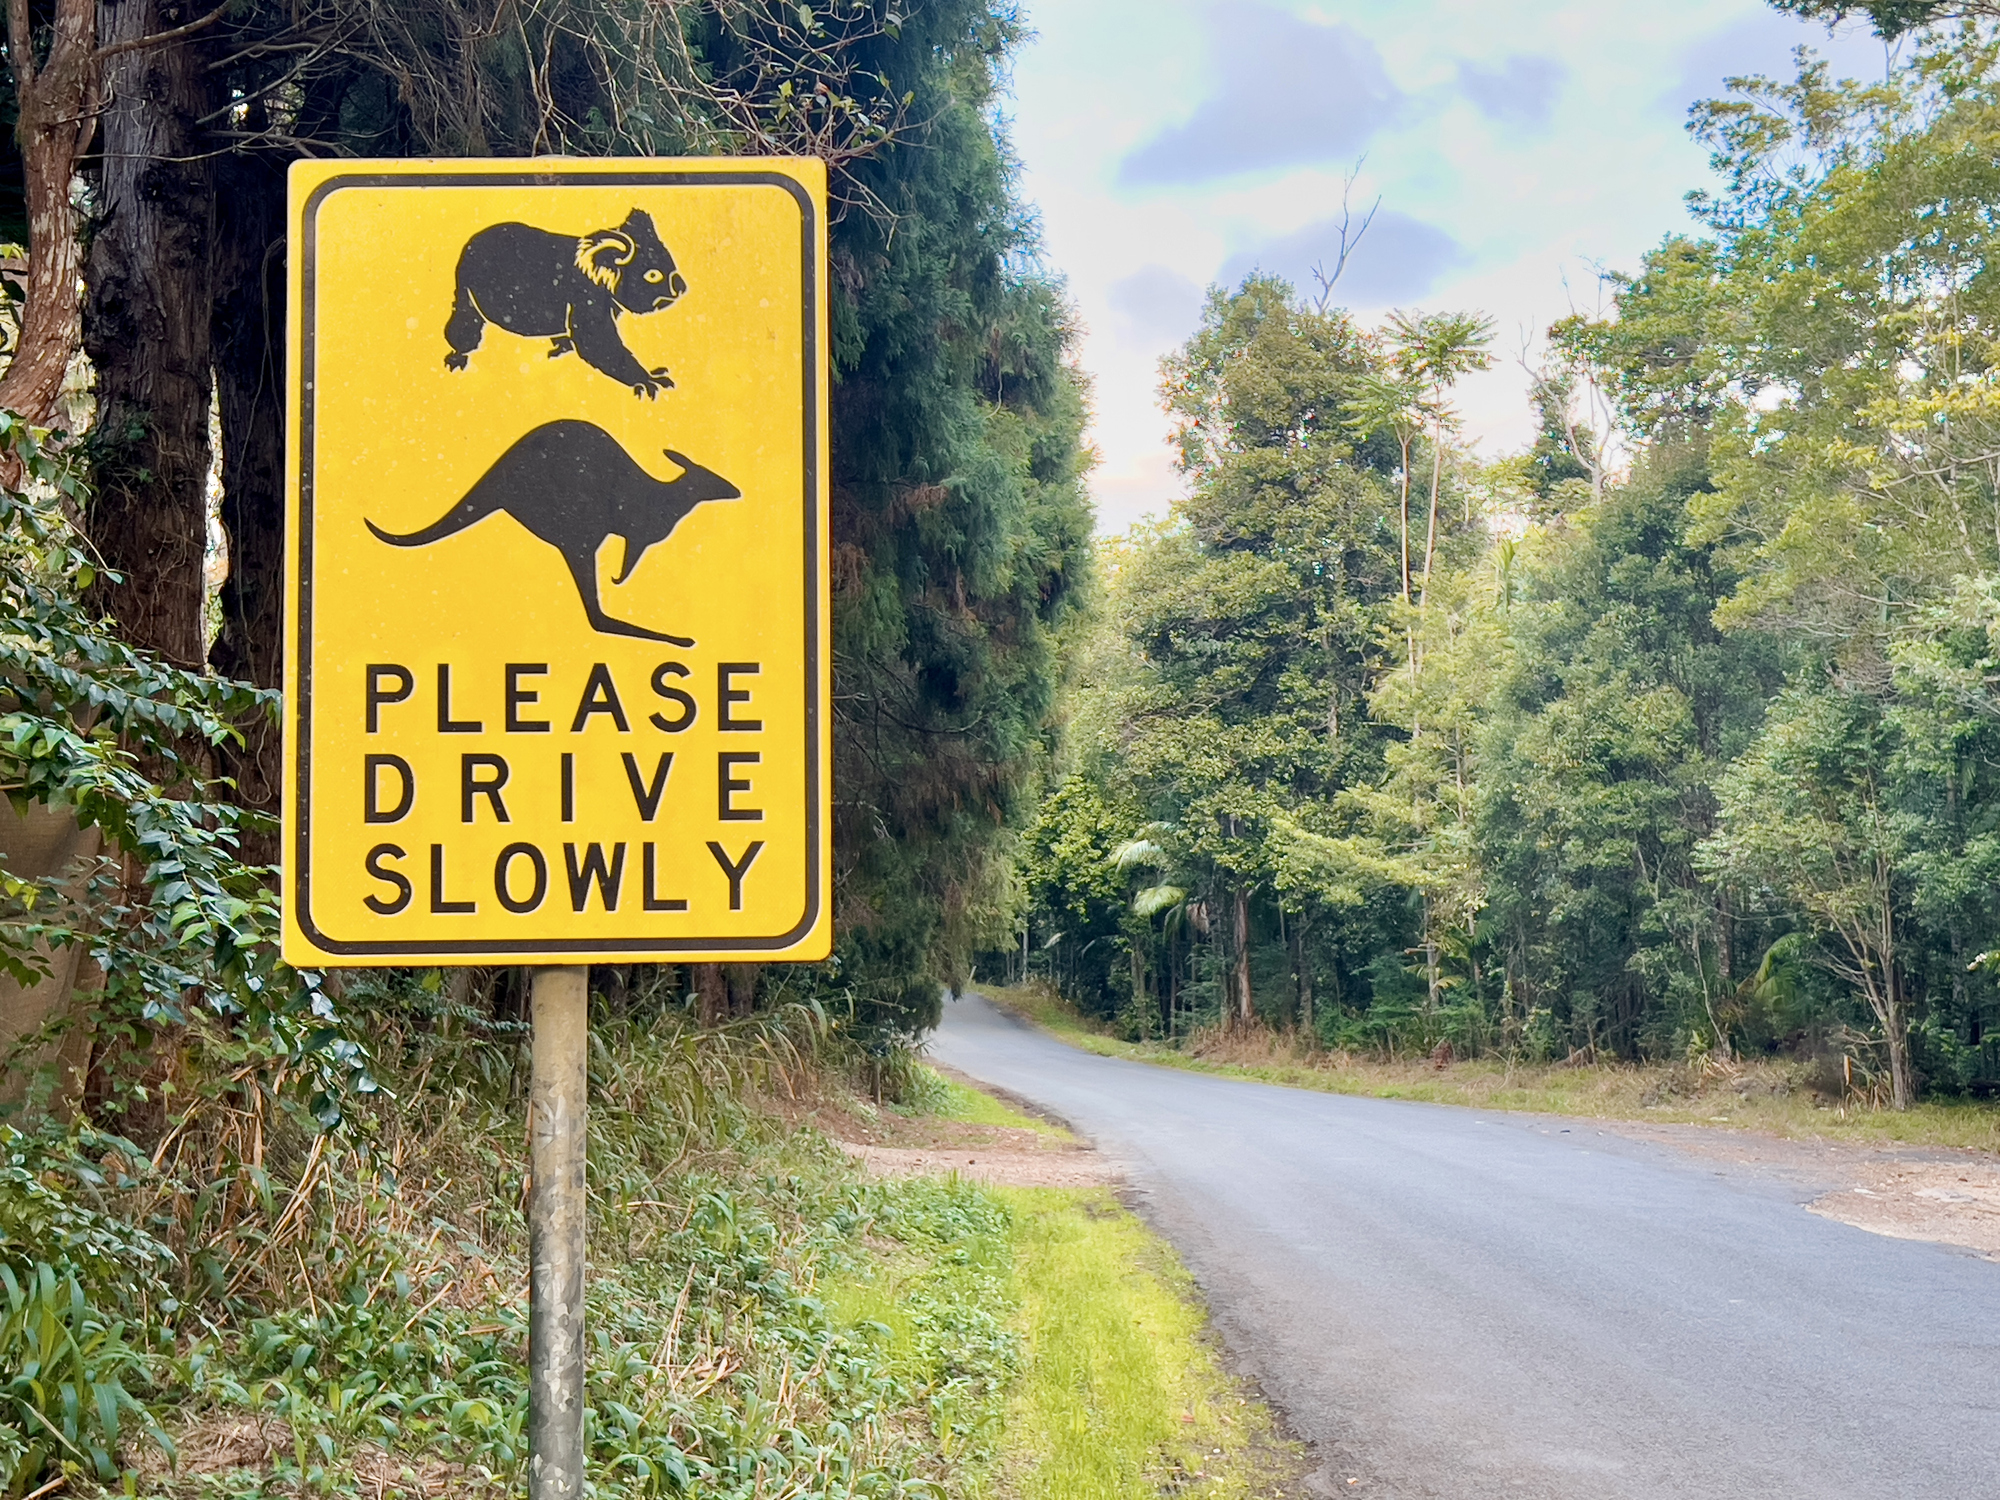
left=442, top=208, right=688, bottom=397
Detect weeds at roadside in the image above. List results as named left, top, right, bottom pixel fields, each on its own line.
left=0, top=977, right=1033, bottom=1497
left=998, top=1186, right=1302, bottom=1500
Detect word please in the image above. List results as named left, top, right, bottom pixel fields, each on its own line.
left=362, top=840, right=765, bottom=915
left=364, top=661, right=762, bottom=734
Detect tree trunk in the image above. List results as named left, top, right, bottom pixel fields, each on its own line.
left=1233, top=885, right=1252, bottom=1028
left=1291, top=918, right=1312, bottom=1037
left=1420, top=428, right=1442, bottom=605
left=1885, top=1018, right=1911, bottom=1110
left=1882, top=958, right=1912, bottom=1112
left=0, top=0, right=96, bottom=427
left=724, top=962, right=761, bottom=1019
left=208, top=135, right=288, bottom=837
left=693, top=962, right=727, bottom=1027
left=1423, top=896, right=1440, bottom=1015
left=1130, top=940, right=1147, bottom=1036
left=1397, top=440, right=1412, bottom=604
left=82, top=0, right=215, bottom=668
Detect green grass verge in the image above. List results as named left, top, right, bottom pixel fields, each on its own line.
left=998, top=1186, right=1294, bottom=1500
left=979, top=984, right=2000, bottom=1154
left=824, top=1176, right=1023, bottom=1487
left=930, top=1072, right=1065, bottom=1136
left=837, top=1068, right=1301, bottom=1499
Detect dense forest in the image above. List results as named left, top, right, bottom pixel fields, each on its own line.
left=1004, top=13, right=2000, bottom=1109
left=0, top=0, right=1993, bottom=1490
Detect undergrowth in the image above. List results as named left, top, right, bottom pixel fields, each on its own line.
left=0, top=973, right=1022, bottom=1497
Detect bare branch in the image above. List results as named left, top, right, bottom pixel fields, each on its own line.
left=1309, top=159, right=1380, bottom=313
left=93, top=0, right=231, bottom=63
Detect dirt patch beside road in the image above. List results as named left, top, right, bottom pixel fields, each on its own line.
left=1806, top=1163, right=2000, bottom=1258
left=786, top=1062, right=1119, bottom=1187
left=1606, top=1119, right=2000, bottom=1260
left=836, top=1139, right=1119, bottom=1187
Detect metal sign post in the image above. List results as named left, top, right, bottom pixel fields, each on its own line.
left=280, top=159, right=830, bottom=1494
left=528, top=965, right=588, bottom=1498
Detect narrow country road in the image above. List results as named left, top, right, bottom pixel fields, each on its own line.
left=928, top=992, right=2000, bottom=1500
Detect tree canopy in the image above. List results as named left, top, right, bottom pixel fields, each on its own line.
left=1008, top=18, right=2000, bottom=1107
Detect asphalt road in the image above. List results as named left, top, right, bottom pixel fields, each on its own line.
left=928, top=992, right=2000, bottom=1500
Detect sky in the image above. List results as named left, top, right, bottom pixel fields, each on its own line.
left=1002, top=0, right=1895, bottom=534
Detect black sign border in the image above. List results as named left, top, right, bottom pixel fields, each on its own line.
left=291, top=167, right=824, bottom=957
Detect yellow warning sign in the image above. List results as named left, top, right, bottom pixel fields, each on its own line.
left=282, top=159, right=830, bottom=965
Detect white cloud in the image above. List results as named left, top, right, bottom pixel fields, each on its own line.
left=1004, top=0, right=1897, bottom=537
left=1119, top=4, right=1403, bottom=186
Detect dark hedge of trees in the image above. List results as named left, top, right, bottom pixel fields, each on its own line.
left=0, top=0, right=1090, bottom=1031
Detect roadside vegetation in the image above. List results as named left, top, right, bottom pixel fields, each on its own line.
left=983, top=982, right=2000, bottom=1155
left=0, top=1, right=1104, bottom=1491
left=14, top=0, right=2000, bottom=1491
left=993, top=18, right=2000, bottom=1123
left=0, top=955, right=1298, bottom=1496
left=838, top=1073, right=1303, bottom=1500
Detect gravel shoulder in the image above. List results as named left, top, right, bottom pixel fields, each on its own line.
left=1600, top=1119, right=2000, bottom=1259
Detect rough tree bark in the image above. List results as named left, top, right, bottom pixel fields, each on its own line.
left=0, top=0, right=96, bottom=426
left=1130, top=942, right=1146, bottom=1034
left=82, top=0, right=216, bottom=668
left=724, top=963, right=761, bottom=1019
left=1290, top=917, right=1312, bottom=1036
left=207, top=135, right=287, bottom=837
left=693, top=962, right=727, bottom=1027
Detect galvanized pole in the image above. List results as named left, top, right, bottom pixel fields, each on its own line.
left=528, top=965, right=589, bottom=1498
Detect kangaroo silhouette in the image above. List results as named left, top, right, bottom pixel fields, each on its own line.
left=366, top=421, right=740, bottom=645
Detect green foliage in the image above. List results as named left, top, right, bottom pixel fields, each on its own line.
left=1477, top=462, right=1786, bottom=1058
left=0, top=1261, right=169, bottom=1492
left=0, top=415, right=373, bottom=1131
left=0, top=1123, right=172, bottom=1309
left=825, top=2, right=1094, bottom=1029
left=1008, top=24, right=2000, bottom=1105
left=0, top=973, right=1030, bottom=1496
left=1008, top=276, right=1489, bottom=1040
left=1768, top=0, right=1970, bottom=39
left=202, top=0, right=1093, bottom=1037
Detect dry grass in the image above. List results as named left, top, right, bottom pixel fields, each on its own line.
left=979, top=984, right=2000, bottom=1156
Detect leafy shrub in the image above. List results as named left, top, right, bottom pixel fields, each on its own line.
left=0, top=1122, right=171, bottom=1311
left=0, top=1260, right=169, bottom=1490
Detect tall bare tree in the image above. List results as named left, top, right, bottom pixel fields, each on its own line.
left=84, top=0, right=223, bottom=667
left=0, top=0, right=97, bottom=426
